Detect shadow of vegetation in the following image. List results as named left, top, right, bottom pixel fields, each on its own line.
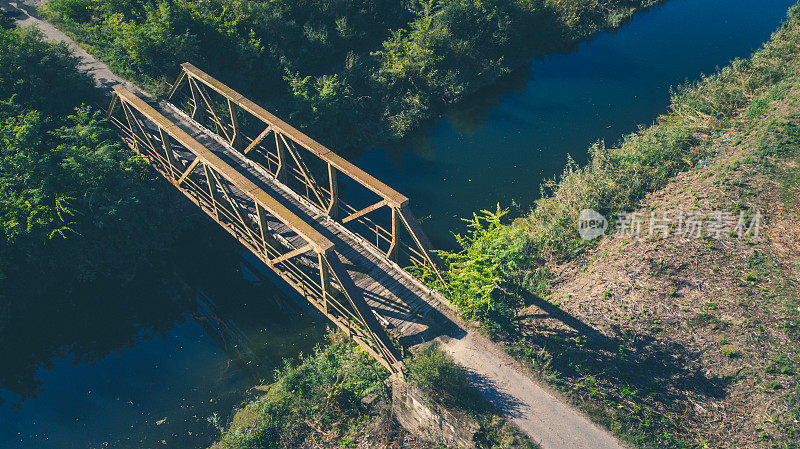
left=518, top=290, right=612, bottom=346
left=462, top=368, right=526, bottom=419
left=0, top=250, right=194, bottom=407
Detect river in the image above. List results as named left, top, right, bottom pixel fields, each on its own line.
left=0, top=0, right=794, bottom=447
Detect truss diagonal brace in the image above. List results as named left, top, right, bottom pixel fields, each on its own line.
left=177, top=157, right=201, bottom=186
left=244, top=126, right=272, bottom=154
left=342, top=199, right=389, bottom=224
left=324, top=252, right=403, bottom=372
left=269, top=244, right=313, bottom=266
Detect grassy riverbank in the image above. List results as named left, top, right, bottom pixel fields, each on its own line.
left=421, top=3, right=800, bottom=447
left=210, top=332, right=534, bottom=449
left=40, top=0, right=661, bottom=149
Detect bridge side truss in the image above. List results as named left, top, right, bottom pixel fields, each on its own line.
left=107, top=86, right=403, bottom=375
left=168, top=63, right=445, bottom=286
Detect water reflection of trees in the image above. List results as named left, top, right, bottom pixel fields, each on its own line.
left=0, top=222, right=327, bottom=407
left=0, top=242, right=195, bottom=406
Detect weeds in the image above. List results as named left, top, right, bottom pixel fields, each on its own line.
left=406, top=346, right=537, bottom=449
left=427, top=5, right=800, bottom=448
left=213, top=330, right=389, bottom=449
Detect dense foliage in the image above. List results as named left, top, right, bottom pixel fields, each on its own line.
left=42, top=0, right=659, bottom=148
left=213, top=337, right=536, bottom=448
left=0, top=25, right=175, bottom=304
left=414, top=206, right=531, bottom=331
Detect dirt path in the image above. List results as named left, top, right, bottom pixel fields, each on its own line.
left=439, top=331, right=627, bottom=449
left=0, top=0, right=140, bottom=94
left=0, top=3, right=629, bottom=447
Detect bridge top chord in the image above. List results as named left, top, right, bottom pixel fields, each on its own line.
left=173, top=63, right=410, bottom=208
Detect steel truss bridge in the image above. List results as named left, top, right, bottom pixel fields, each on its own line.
left=107, top=63, right=449, bottom=375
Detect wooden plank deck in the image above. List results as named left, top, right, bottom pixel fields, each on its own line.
left=151, top=99, right=442, bottom=345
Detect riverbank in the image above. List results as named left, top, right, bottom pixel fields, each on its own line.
left=424, top=2, right=800, bottom=447
left=0, top=15, right=182, bottom=348
left=210, top=332, right=536, bottom=449
left=38, top=0, right=661, bottom=150
left=4, top=0, right=792, bottom=444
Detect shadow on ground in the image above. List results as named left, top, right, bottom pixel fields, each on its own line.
left=509, top=290, right=727, bottom=426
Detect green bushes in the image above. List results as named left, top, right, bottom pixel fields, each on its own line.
left=415, top=206, right=530, bottom=331
left=0, top=25, right=175, bottom=299
left=428, top=4, right=800, bottom=332
left=42, top=0, right=659, bottom=147
left=213, top=331, right=389, bottom=449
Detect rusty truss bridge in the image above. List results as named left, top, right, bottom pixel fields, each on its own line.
left=107, top=63, right=448, bottom=375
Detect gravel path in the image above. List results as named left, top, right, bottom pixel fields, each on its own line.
left=0, top=2, right=630, bottom=447
left=439, top=330, right=628, bottom=449
left=0, top=0, right=140, bottom=94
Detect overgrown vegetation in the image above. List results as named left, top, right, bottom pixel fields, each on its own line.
left=416, top=3, right=800, bottom=448
left=211, top=331, right=395, bottom=449
left=413, top=206, right=531, bottom=333
left=406, top=346, right=537, bottom=448
left=0, top=25, right=176, bottom=301
left=41, top=0, right=660, bottom=149
left=212, top=333, right=536, bottom=448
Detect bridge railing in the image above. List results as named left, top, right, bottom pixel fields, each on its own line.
left=108, top=86, right=403, bottom=375
left=167, top=63, right=444, bottom=285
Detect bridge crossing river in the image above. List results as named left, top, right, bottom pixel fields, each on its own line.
left=3, top=0, right=794, bottom=446
left=105, top=62, right=630, bottom=449
left=108, top=63, right=454, bottom=374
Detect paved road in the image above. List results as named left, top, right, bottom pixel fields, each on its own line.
left=0, top=2, right=630, bottom=447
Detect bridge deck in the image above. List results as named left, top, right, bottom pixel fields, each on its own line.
left=149, top=99, right=441, bottom=345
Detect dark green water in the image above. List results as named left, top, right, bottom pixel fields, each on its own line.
left=0, top=0, right=795, bottom=447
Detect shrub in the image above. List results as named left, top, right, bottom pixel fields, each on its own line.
left=0, top=25, right=177, bottom=301
left=214, top=330, right=389, bottom=449
left=406, top=345, right=483, bottom=414
left=414, top=205, right=530, bottom=331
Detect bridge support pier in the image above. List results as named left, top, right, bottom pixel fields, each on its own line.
left=391, top=374, right=478, bottom=448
